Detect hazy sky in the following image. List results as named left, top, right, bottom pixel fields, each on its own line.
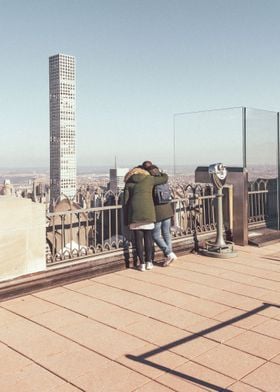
left=1, top=0, right=280, bottom=169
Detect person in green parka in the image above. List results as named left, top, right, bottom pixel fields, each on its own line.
left=124, top=166, right=168, bottom=271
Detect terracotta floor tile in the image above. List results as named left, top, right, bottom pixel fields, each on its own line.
left=74, top=360, right=149, bottom=391
left=157, top=361, right=234, bottom=392
left=204, top=290, right=248, bottom=308
left=0, top=342, right=32, bottom=376
left=213, top=308, right=269, bottom=330
left=125, top=297, right=174, bottom=318
left=124, top=271, right=199, bottom=296
left=120, top=316, right=186, bottom=346
left=152, top=373, right=209, bottom=392
left=31, top=286, right=69, bottom=300
left=39, top=347, right=111, bottom=380
left=218, top=270, right=264, bottom=285
left=250, top=276, right=280, bottom=291
left=0, top=307, right=23, bottom=327
left=76, top=281, right=141, bottom=306
left=0, top=362, right=67, bottom=392
left=160, top=266, right=270, bottom=299
left=226, top=330, right=280, bottom=360
left=252, top=318, right=280, bottom=339
left=117, top=342, right=187, bottom=379
left=229, top=381, right=262, bottom=391
left=101, top=307, right=148, bottom=329
left=0, top=319, right=78, bottom=361
left=1, top=245, right=280, bottom=391
left=31, top=307, right=86, bottom=330
left=1, top=295, right=58, bottom=318
left=258, top=291, right=280, bottom=304
left=64, top=279, right=96, bottom=290
left=187, top=318, right=244, bottom=343
left=236, top=298, right=280, bottom=318
left=194, top=345, right=265, bottom=379
left=137, top=286, right=190, bottom=308
left=52, top=384, right=81, bottom=392
left=170, top=335, right=219, bottom=360
left=97, top=272, right=168, bottom=296
left=242, top=362, right=280, bottom=391
left=155, top=308, right=210, bottom=330
left=175, top=259, right=226, bottom=277
left=135, top=380, right=175, bottom=391
left=37, top=289, right=116, bottom=315
left=223, top=281, right=271, bottom=299
left=271, top=353, right=280, bottom=364
left=36, top=289, right=145, bottom=328
left=158, top=289, right=229, bottom=318
left=61, top=318, right=146, bottom=359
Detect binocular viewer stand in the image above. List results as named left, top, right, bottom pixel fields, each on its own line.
left=200, top=163, right=237, bottom=259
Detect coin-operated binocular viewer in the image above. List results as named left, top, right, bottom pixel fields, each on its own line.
left=200, top=163, right=237, bottom=258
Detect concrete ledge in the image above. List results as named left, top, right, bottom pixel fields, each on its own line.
left=0, top=231, right=216, bottom=301
left=0, top=251, right=127, bottom=301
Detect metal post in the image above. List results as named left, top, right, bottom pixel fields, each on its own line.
left=173, top=114, right=176, bottom=176
left=242, top=107, right=247, bottom=169
left=215, top=188, right=227, bottom=247
left=277, top=112, right=280, bottom=230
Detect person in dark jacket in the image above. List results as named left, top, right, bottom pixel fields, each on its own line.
left=124, top=166, right=168, bottom=271
left=147, top=165, right=177, bottom=267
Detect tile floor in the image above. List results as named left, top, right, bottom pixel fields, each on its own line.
left=0, top=244, right=280, bottom=391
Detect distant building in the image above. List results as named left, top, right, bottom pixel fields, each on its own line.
left=109, top=168, right=128, bottom=193
left=49, top=53, right=77, bottom=203
left=1, top=179, right=14, bottom=196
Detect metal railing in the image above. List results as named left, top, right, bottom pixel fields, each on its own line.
left=248, top=178, right=280, bottom=230
left=46, top=184, right=218, bottom=265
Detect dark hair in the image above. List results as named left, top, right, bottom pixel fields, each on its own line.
left=142, top=160, right=153, bottom=169
left=147, top=164, right=160, bottom=176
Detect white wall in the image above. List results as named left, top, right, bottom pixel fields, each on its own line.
left=0, top=197, right=46, bottom=282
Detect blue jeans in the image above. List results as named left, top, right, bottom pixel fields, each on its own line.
left=152, top=218, right=172, bottom=257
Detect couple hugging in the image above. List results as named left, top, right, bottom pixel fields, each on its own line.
left=124, top=160, right=177, bottom=271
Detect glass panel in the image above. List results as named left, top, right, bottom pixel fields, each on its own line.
left=245, top=108, right=279, bottom=229
left=174, top=107, right=243, bottom=181
left=245, top=108, right=278, bottom=180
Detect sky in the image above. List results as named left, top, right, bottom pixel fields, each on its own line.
left=1, top=0, right=280, bottom=169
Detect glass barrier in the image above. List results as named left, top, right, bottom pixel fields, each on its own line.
left=173, top=106, right=280, bottom=230
left=173, top=107, right=243, bottom=181
left=245, top=108, right=279, bottom=229
left=245, top=108, right=278, bottom=180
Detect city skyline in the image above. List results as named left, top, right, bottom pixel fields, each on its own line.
left=1, top=0, right=280, bottom=169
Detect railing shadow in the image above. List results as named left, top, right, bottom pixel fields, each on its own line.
left=126, top=302, right=280, bottom=392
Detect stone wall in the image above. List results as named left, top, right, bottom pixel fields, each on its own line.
left=0, top=197, right=46, bottom=282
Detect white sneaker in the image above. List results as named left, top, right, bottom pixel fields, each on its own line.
left=146, top=262, right=153, bottom=270
left=137, top=263, right=146, bottom=272
left=169, top=252, right=177, bottom=261
left=163, top=252, right=177, bottom=267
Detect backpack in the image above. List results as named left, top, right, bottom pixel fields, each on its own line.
left=154, top=183, right=172, bottom=204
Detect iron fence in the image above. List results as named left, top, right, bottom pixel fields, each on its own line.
left=248, top=179, right=278, bottom=228
left=46, top=183, right=218, bottom=265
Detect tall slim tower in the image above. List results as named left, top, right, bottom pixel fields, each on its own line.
left=49, top=53, right=76, bottom=203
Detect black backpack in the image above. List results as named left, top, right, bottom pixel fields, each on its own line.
left=154, top=183, right=172, bottom=204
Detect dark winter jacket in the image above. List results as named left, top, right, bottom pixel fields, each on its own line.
left=154, top=202, right=174, bottom=222
left=124, top=167, right=168, bottom=225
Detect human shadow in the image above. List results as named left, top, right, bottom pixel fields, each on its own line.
left=126, top=302, right=280, bottom=391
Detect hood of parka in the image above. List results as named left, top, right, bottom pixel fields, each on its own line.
left=124, top=167, right=150, bottom=183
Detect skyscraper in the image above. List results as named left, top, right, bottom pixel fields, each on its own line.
left=109, top=168, right=128, bottom=193
left=49, top=53, right=76, bottom=203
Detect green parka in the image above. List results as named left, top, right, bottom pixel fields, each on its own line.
left=124, top=167, right=168, bottom=225
left=154, top=202, right=174, bottom=222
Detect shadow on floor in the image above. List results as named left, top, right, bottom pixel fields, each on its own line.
left=126, top=302, right=280, bottom=392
